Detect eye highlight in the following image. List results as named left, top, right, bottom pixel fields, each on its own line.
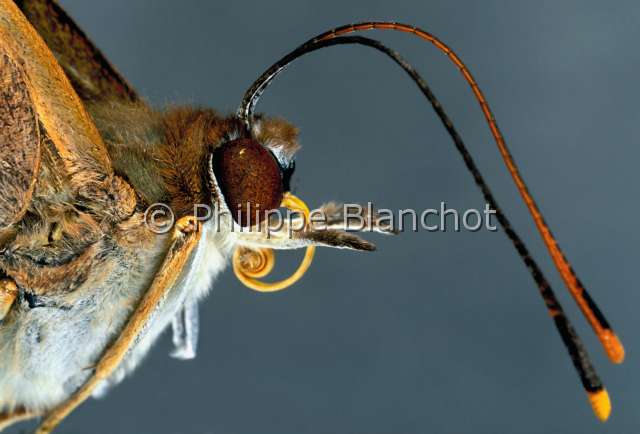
left=211, top=138, right=283, bottom=227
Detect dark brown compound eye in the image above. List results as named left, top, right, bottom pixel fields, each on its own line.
left=211, top=138, right=284, bottom=227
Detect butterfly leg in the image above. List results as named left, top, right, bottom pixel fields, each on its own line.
left=35, top=216, right=202, bottom=434
left=170, top=297, right=199, bottom=360
left=0, top=406, right=37, bottom=431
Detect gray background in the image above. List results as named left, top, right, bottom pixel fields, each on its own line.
left=10, top=1, right=640, bottom=433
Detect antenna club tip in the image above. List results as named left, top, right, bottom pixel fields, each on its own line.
left=601, top=330, right=625, bottom=364
left=588, top=389, right=612, bottom=422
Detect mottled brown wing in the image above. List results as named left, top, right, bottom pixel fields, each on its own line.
left=0, top=52, right=40, bottom=230
left=15, top=0, right=139, bottom=103
left=0, top=0, right=136, bottom=228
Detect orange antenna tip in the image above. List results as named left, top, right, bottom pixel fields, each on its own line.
left=601, top=330, right=625, bottom=364
left=588, top=389, right=611, bottom=422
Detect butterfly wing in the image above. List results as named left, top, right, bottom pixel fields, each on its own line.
left=15, top=0, right=139, bottom=103
left=0, top=4, right=206, bottom=431
left=0, top=49, right=40, bottom=231
left=0, top=1, right=127, bottom=209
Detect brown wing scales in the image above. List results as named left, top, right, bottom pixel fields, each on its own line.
left=0, top=52, right=40, bottom=231
left=1, top=0, right=111, bottom=182
left=15, top=0, right=138, bottom=103
left=0, top=0, right=137, bottom=223
left=0, top=0, right=138, bottom=302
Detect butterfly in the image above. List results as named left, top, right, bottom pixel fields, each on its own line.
left=0, top=1, right=623, bottom=432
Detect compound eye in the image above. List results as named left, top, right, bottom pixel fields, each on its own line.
left=211, top=138, right=283, bottom=227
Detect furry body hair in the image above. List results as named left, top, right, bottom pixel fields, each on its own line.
left=0, top=101, right=300, bottom=414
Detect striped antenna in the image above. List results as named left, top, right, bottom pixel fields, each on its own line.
left=313, top=23, right=624, bottom=366
left=238, top=27, right=621, bottom=421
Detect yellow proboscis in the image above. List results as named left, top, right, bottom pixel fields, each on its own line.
left=232, top=193, right=315, bottom=292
